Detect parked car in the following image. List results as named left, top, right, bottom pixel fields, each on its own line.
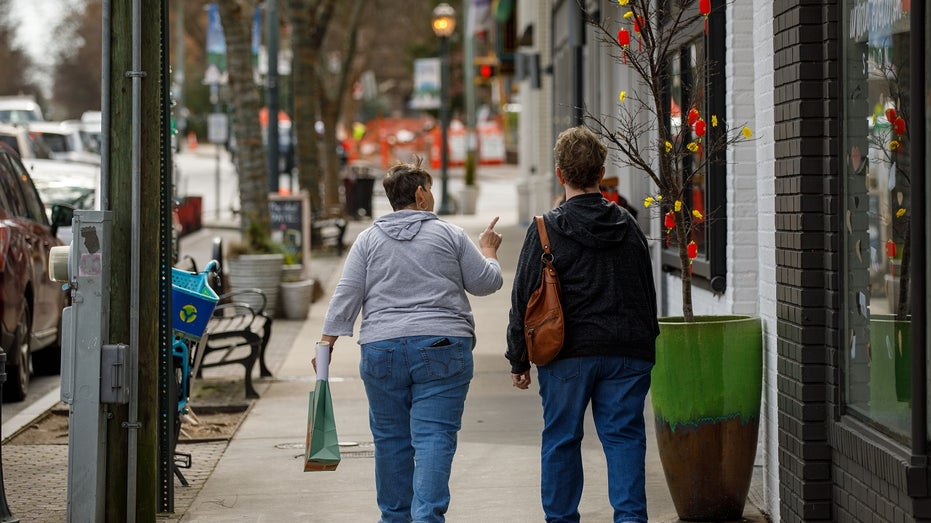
left=0, top=95, right=45, bottom=124
left=80, top=111, right=102, bottom=154
left=27, top=121, right=101, bottom=165
left=0, top=122, right=52, bottom=160
left=25, top=158, right=101, bottom=244
left=0, top=143, right=68, bottom=401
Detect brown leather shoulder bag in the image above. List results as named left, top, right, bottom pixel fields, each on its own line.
left=523, top=216, right=565, bottom=366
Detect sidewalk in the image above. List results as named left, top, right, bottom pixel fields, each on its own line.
left=177, top=170, right=770, bottom=522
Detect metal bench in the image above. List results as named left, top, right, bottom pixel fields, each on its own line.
left=177, top=253, right=272, bottom=400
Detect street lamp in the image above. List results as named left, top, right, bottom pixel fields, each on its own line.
left=432, top=3, right=456, bottom=215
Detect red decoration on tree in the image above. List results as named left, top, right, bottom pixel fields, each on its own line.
left=632, top=16, right=644, bottom=51
left=886, top=239, right=896, bottom=277
left=618, top=28, right=630, bottom=64
left=687, top=108, right=700, bottom=126
left=700, top=0, right=711, bottom=34
left=893, top=117, right=906, bottom=136
left=885, top=107, right=897, bottom=123
left=688, top=240, right=698, bottom=260
left=694, top=118, right=707, bottom=137
left=664, top=211, right=675, bottom=230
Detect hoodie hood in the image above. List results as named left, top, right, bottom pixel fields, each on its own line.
left=550, top=193, right=632, bottom=249
left=373, top=210, right=438, bottom=241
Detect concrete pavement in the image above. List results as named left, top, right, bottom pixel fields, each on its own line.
left=178, top=166, right=770, bottom=522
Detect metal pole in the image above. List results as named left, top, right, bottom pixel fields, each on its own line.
left=438, top=34, right=452, bottom=215
left=0, top=352, right=19, bottom=523
left=213, top=85, right=221, bottom=220
left=266, top=0, right=280, bottom=194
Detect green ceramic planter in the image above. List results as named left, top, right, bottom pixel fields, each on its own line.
left=868, top=315, right=911, bottom=408
left=651, top=315, right=763, bottom=521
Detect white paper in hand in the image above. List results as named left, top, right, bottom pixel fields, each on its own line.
left=316, top=342, right=331, bottom=381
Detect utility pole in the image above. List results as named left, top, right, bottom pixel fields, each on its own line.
left=105, top=0, right=167, bottom=520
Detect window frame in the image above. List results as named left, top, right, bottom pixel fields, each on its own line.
left=659, top=5, right=727, bottom=293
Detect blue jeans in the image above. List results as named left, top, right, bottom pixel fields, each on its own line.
left=537, top=355, right=653, bottom=523
left=360, top=335, right=474, bottom=523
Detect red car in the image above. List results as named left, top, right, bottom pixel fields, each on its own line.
left=0, top=143, right=66, bottom=401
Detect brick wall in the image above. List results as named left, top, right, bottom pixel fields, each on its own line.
left=773, top=1, right=837, bottom=521
left=749, top=0, right=780, bottom=518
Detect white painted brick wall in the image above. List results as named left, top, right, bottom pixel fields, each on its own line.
left=751, top=1, right=779, bottom=519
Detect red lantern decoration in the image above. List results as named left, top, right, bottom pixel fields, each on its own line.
left=694, top=118, right=707, bottom=137
left=618, top=28, right=630, bottom=64
left=632, top=16, right=644, bottom=51
left=687, top=108, right=700, bottom=126
left=885, top=107, right=897, bottom=123
left=688, top=240, right=698, bottom=260
left=893, top=117, right=906, bottom=136
left=886, top=239, right=896, bottom=277
left=664, top=211, right=675, bottom=230
left=699, top=0, right=711, bottom=34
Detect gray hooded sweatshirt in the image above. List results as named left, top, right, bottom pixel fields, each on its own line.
left=323, top=210, right=503, bottom=345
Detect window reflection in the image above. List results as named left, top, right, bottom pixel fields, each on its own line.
left=843, top=1, right=911, bottom=440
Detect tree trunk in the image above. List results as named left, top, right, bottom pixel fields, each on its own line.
left=217, top=0, right=268, bottom=234
left=286, top=0, right=336, bottom=214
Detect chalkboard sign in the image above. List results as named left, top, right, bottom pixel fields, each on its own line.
left=269, top=192, right=311, bottom=266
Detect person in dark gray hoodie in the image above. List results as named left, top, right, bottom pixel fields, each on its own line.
left=506, top=126, right=659, bottom=523
left=319, top=157, right=503, bottom=523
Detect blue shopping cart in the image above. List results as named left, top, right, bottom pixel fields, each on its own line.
left=171, top=260, right=220, bottom=416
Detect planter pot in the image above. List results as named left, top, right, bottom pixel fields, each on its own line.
left=281, top=263, right=304, bottom=283
left=651, top=315, right=762, bottom=521
left=227, top=253, right=285, bottom=317
left=458, top=185, right=480, bottom=215
left=279, top=279, right=315, bottom=320
left=869, top=315, right=911, bottom=408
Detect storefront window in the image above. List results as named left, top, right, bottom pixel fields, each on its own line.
left=842, top=1, right=911, bottom=440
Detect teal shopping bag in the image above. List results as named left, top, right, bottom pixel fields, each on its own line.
left=304, top=343, right=340, bottom=471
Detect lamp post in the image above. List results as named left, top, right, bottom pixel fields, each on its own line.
left=432, top=3, right=456, bottom=215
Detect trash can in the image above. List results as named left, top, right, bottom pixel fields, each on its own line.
left=343, top=165, right=376, bottom=219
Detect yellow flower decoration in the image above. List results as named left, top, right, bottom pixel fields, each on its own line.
left=692, top=209, right=703, bottom=220
left=624, top=11, right=634, bottom=19
left=711, top=115, right=718, bottom=127
left=644, top=196, right=655, bottom=208
left=742, top=126, right=753, bottom=138
left=664, top=141, right=672, bottom=153
left=656, top=195, right=663, bottom=201
left=889, top=140, right=900, bottom=150
left=896, top=208, right=906, bottom=218
left=687, top=142, right=699, bottom=152
left=619, top=90, right=627, bottom=102
left=618, top=0, right=629, bottom=5
left=674, top=200, right=682, bottom=212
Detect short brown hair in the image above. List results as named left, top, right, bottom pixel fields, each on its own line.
left=553, top=126, right=607, bottom=189
left=382, top=156, right=433, bottom=211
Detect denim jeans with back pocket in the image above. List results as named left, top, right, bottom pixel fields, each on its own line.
left=360, top=335, right=474, bottom=523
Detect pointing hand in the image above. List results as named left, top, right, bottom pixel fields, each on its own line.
left=479, top=216, right=502, bottom=253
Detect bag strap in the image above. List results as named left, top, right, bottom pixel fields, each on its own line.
left=534, top=216, right=553, bottom=256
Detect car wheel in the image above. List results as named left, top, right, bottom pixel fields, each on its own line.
left=4, top=301, right=32, bottom=402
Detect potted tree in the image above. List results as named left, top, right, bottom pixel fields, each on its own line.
left=458, top=147, right=480, bottom=214
left=226, top=220, right=285, bottom=318
left=588, top=2, right=760, bottom=520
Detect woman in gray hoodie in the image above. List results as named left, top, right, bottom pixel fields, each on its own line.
left=319, top=157, right=503, bottom=523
